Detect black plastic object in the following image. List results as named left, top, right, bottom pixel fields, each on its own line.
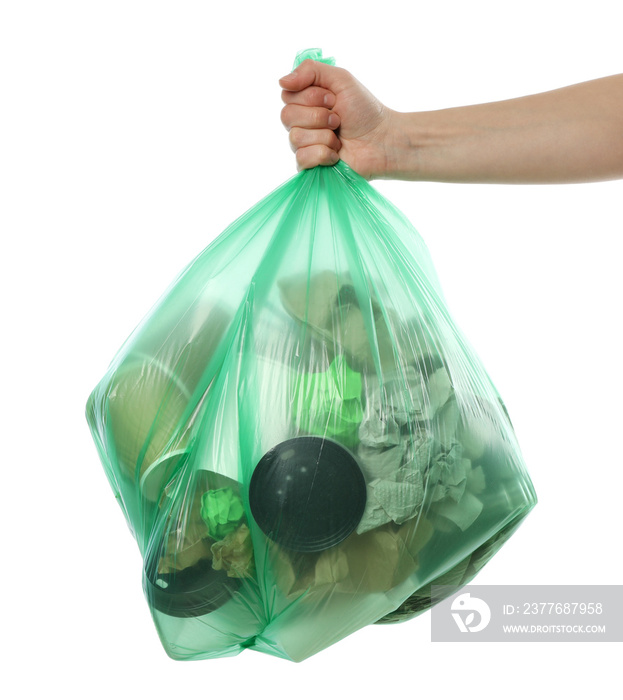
left=249, top=436, right=367, bottom=553
left=144, top=557, right=241, bottom=618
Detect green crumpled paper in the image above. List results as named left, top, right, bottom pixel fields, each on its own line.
left=355, top=431, right=433, bottom=534
left=357, top=474, right=425, bottom=534
left=292, top=355, right=363, bottom=445
left=358, top=366, right=453, bottom=447
left=354, top=362, right=455, bottom=534
left=200, top=487, right=245, bottom=540
left=427, top=440, right=487, bottom=531
left=429, top=441, right=471, bottom=504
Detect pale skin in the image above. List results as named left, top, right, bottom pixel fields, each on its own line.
left=280, top=60, right=623, bottom=184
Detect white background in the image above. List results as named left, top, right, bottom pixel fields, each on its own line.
left=2, top=1, right=621, bottom=697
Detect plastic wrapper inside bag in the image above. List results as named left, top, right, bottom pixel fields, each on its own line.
left=86, top=48, right=537, bottom=662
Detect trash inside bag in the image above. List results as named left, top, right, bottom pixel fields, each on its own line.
left=86, top=49, right=537, bottom=663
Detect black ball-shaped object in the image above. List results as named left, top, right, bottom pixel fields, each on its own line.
left=249, top=436, right=366, bottom=553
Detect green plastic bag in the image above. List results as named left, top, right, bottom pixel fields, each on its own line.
left=86, top=49, right=537, bottom=662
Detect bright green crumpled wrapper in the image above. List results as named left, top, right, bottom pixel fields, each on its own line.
left=200, top=488, right=245, bottom=540
left=292, top=354, right=363, bottom=445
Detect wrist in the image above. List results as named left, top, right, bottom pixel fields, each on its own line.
left=380, top=109, right=485, bottom=183
left=374, top=110, right=430, bottom=181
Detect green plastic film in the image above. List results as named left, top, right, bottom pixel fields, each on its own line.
left=86, top=49, right=536, bottom=662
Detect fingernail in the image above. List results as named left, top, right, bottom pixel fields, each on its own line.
left=279, top=70, right=297, bottom=82
left=328, top=113, right=340, bottom=128
left=324, top=93, right=336, bottom=107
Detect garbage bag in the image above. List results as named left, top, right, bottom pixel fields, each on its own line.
left=86, top=48, right=537, bottom=662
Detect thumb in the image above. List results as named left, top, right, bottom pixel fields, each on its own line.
left=279, top=59, right=351, bottom=93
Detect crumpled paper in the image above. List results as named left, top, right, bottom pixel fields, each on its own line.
left=157, top=484, right=213, bottom=575
left=274, top=519, right=434, bottom=596
left=200, top=487, right=245, bottom=540
left=357, top=476, right=425, bottom=534
left=433, top=491, right=484, bottom=532
left=291, top=354, right=363, bottom=445
left=356, top=432, right=433, bottom=534
left=356, top=361, right=488, bottom=534
left=359, top=367, right=453, bottom=445
left=211, top=523, right=255, bottom=579
left=357, top=443, right=405, bottom=481
left=157, top=516, right=213, bottom=575
left=157, top=475, right=256, bottom=577
left=354, top=363, right=453, bottom=534
left=436, top=393, right=506, bottom=462
left=278, top=271, right=400, bottom=372
left=359, top=411, right=401, bottom=447
left=426, top=440, right=487, bottom=532
left=429, top=441, right=471, bottom=504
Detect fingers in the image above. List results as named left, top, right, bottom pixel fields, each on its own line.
left=289, top=126, right=341, bottom=154
left=281, top=103, right=341, bottom=131
left=278, top=59, right=350, bottom=171
left=281, top=85, right=336, bottom=108
left=296, top=144, right=340, bottom=171
left=279, top=58, right=351, bottom=93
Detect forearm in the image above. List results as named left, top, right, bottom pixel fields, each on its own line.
left=382, top=74, right=623, bottom=184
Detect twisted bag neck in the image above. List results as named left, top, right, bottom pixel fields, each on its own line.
left=292, top=47, right=335, bottom=70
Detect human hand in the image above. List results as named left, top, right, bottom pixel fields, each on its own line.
left=279, top=59, right=399, bottom=180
